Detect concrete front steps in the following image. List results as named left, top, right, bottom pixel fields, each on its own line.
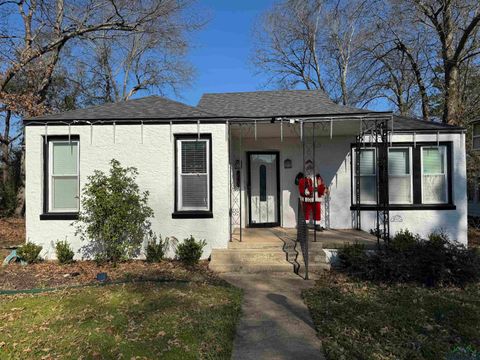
left=209, top=231, right=330, bottom=274
left=209, top=248, right=295, bottom=273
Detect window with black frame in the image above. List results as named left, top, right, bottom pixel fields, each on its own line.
left=352, top=142, right=453, bottom=209
left=173, top=134, right=212, bottom=218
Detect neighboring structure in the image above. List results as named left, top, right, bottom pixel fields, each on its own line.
left=24, top=90, right=468, bottom=260
left=468, top=119, right=480, bottom=217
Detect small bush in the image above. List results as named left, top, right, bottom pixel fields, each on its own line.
left=389, top=229, right=420, bottom=252
left=338, top=242, right=368, bottom=271
left=55, top=240, right=75, bottom=264
left=338, top=229, right=480, bottom=287
left=75, top=159, right=154, bottom=264
left=175, top=236, right=206, bottom=266
left=145, top=233, right=178, bottom=263
left=17, top=242, right=42, bottom=264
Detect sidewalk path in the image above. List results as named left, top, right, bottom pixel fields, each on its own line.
left=221, top=273, right=325, bottom=360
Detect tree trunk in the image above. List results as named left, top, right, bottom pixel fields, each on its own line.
left=1, top=142, right=10, bottom=184
left=14, top=145, right=25, bottom=217
left=443, top=64, right=460, bottom=125
left=1, top=109, right=12, bottom=185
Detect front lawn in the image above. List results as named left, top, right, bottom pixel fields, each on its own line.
left=0, top=281, right=242, bottom=359
left=303, top=273, right=480, bottom=360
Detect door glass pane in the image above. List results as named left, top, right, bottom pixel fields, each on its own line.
left=53, top=177, right=78, bottom=209
left=53, top=142, right=78, bottom=175
left=259, top=165, right=267, bottom=201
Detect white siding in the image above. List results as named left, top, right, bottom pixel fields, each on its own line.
left=234, top=132, right=468, bottom=245
left=25, top=123, right=229, bottom=260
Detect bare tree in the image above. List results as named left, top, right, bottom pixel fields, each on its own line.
left=252, top=0, right=378, bottom=107
left=252, top=0, right=325, bottom=91
left=0, top=0, right=202, bottom=215
left=393, top=0, right=480, bottom=124
left=74, top=35, right=193, bottom=105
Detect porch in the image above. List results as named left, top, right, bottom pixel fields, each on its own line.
left=230, top=227, right=378, bottom=249
left=209, top=227, right=378, bottom=275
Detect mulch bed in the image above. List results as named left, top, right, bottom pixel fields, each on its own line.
left=0, top=260, right=221, bottom=291
left=0, top=217, right=25, bottom=245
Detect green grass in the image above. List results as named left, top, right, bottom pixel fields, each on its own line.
left=0, top=281, right=242, bottom=359
left=303, top=275, right=480, bottom=360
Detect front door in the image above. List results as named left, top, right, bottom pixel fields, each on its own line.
left=248, top=152, right=280, bottom=227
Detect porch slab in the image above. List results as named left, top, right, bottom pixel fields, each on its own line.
left=231, top=227, right=379, bottom=249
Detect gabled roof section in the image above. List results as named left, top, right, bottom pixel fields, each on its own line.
left=25, top=95, right=217, bottom=122
left=197, top=89, right=364, bottom=117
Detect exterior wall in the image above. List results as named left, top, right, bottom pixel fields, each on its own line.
left=25, top=123, right=229, bottom=260
left=233, top=135, right=354, bottom=230
left=233, top=132, right=468, bottom=245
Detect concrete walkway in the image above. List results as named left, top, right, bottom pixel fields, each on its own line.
left=222, top=273, right=325, bottom=360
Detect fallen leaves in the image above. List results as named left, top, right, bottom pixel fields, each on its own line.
left=0, top=259, right=217, bottom=291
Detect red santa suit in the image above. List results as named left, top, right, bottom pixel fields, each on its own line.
left=298, top=175, right=326, bottom=221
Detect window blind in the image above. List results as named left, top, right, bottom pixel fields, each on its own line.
left=388, top=148, right=412, bottom=204
left=422, top=147, right=447, bottom=203
left=182, top=141, right=206, bottom=173
left=178, top=139, right=210, bottom=211
left=357, top=149, right=376, bottom=203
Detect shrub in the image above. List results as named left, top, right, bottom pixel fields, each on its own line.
left=339, top=230, right=480, bottom=287
left=145, top=233, right=178, bottom=263
left=55, top=240, right=75, bottom=264
left=389, top=229, right=420, bottom=252
left=17, top=242, right=42, bottom=264
left=338, top=242, right=368, bottom=271
left=175, top=236, right=207, bottom=266
left=75, top=159, right=154, bottom=264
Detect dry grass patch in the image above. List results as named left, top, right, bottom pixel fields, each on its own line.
left=303, top=273, right=480, bottom=360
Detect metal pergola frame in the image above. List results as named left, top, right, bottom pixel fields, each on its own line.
left=226, top=113, right=394, bottom=278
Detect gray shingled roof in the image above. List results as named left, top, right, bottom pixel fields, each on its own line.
left=25, top=95, right=216, bottom=121
left=392, top=115, right=463, bottom=131
left=197, top=89, right=364, bottom=117
left=24, top=90, right=463, bottom=132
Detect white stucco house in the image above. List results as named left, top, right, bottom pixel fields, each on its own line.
left=24, top=90, right=468, bottom=263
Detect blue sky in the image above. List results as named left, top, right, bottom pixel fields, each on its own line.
left=172, top=0, right=277, bottom=106
left=170, top=0, right=388, bottom=112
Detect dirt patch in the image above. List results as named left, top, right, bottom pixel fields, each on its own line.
left=0, top=260, right=222, bottom=291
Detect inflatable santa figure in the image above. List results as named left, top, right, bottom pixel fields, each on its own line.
left=298, top=160, right=326, bottom=225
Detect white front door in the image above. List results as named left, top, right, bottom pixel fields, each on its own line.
left=249, top=153, right=279, bottom=226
